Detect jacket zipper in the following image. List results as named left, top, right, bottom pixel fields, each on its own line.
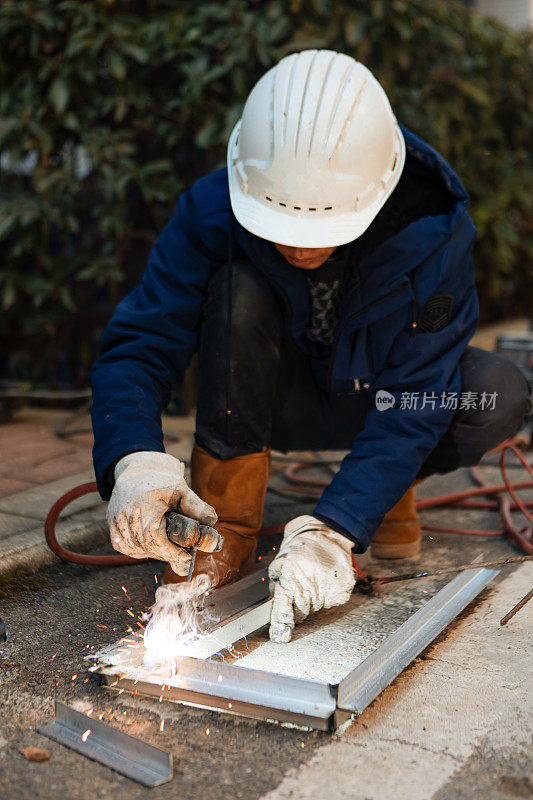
left=327, top=281, right=410, bottom=392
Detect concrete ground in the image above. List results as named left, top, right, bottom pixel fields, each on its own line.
left=0, top=392, right=531, bottom=799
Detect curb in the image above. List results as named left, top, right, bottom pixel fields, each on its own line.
left=0, top=514, right=109, bottom=576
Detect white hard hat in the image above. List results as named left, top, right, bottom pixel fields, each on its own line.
left=227, top=50, right=406, bottom=248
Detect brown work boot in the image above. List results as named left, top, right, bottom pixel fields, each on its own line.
left=370, top=481, right=422, bottom=559
left=164, top=444, right=270, bottom=588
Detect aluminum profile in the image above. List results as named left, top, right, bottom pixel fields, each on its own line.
left=100, top=655, right=337, bottom=731
left=336, top=563, right=499, bottom=714
left=176, top=598, right=274, bottom=659
left=201, top=566, right=270, bottom=623
left=37, top=701, right=173, bottom=786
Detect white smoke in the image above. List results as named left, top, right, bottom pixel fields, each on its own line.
left=142, top=575, right=217, bottom=671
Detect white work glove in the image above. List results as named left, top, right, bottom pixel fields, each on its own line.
left=268, top=515, right=356, bottom=643
left=107, top=451, right=217, bottom=576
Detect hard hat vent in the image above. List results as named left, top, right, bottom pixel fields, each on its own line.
left=264, top=195, right=334, bottom=214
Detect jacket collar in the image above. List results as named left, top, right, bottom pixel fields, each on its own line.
left=357, top=127, right=470, bottom=293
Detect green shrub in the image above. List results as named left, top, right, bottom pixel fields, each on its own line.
left=1, top=0, right=531, bottom=386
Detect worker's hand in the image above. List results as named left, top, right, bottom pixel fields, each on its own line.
left=268, top=515, right=356, bottom=643
left=107, top=451, right=218, bottom=575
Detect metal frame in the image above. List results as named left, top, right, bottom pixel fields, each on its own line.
left=37, top=701, right=173, bottom=786
left=89, top=560, right=499, bottom=731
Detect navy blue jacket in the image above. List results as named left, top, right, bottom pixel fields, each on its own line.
left=90, top=127, right=478, bottom=551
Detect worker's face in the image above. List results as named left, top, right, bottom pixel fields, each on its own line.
left=274, top=243, right=337, bottom=270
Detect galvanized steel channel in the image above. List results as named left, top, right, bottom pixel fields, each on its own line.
left=336, top=562, right=499, bottom=714
left=100, top=656, right=337, bottom=730
left=37, top=701, right=173, bottom=786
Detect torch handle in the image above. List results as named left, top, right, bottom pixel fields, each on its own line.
left=165, top=512, right=223, bottom=552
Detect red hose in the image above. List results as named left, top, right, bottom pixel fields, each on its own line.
left=44, top=482, right=144, bottom=566
left=279, top=439, right=533, bottom=555
left=44, top=439, right=533, bottom=566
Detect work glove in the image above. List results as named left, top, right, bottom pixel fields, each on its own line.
left=268, top=515, right=356, bottom=643
left=107, top=451, right=218, bottom=576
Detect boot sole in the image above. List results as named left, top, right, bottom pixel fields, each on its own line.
left=370, top=539, right=421, bottom=559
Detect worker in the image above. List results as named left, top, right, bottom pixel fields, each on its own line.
left=91, top=51, right=530, bottom=643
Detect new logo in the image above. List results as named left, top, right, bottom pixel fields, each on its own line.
left=375, top=390, right=395, bottom=411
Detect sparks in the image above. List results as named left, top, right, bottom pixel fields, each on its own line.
left=217, top=675, right=223, bottom=683
left=86, top=709, right=93, bottom=716
left=160, top=720, right=165, bottom=732
left=142, top=574, right=216, bottom=669
left=81, top=729, right=91, bottom=742
left=126, top=609, right=135, bottom=618
left=71, top=674, right=77, bottom=680
left=51, top=654, right=56, bottom=660
left=205, top=728, right=210, bottom=736
left=300, top=742, right=305, bottom=748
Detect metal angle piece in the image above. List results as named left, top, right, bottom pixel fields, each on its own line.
left=37, top=701, right=173, bottom=787
left=337, top=562, right=499, bottom=714
left=177, top=598, right=273, bottom=659
left=100, top=654, right=337, bottom=731
left=200, top=567, right=270, bottom=624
